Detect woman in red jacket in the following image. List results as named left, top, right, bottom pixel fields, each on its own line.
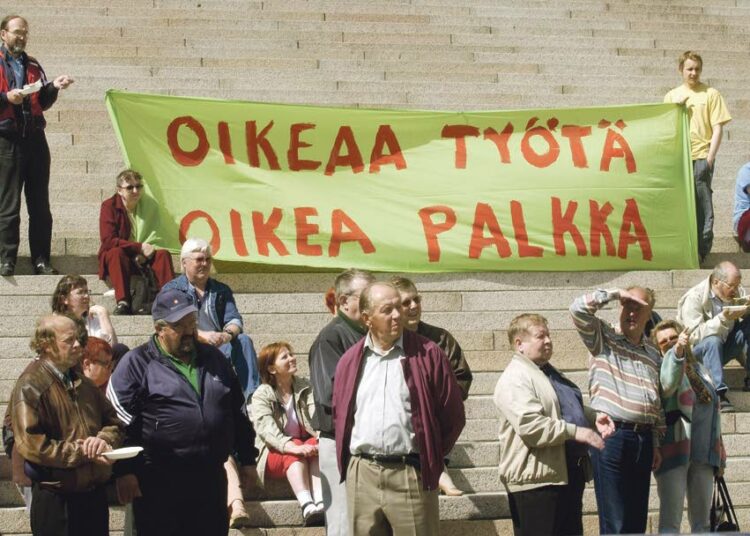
left=97, top=169, right=174, bottom=315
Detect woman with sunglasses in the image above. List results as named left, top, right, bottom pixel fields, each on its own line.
left=97, top=169, right=174, bottom=315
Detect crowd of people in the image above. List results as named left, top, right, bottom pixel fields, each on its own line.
left=2, top=10, right=750, bottom=536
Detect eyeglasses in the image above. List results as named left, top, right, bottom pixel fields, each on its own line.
left=718, top=279, right=741, bottom=292
left=402, top=295, right=422, bottom=307
left=120, top=184, right=143, bottom=192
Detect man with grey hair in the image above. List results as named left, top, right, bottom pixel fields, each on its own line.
left=677, top=260, right=750, bottom=412
left=308, top=268, right=374, bottom=535
left=162, top=237, right=259, bottom=401
left=332, top=282, right=465, bottom=534
left=0, top=15, right=73, bottom=276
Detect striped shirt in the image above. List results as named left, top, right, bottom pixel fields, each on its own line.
left=570, top=290, right=664, bottom=444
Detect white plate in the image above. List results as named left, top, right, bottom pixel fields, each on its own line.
left=723, top=305, right=749, bottom=313
left=102, top=446, right=144, bottom=460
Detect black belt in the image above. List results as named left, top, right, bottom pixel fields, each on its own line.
left=355, top=452, right=421, bottom=471
left=613, top=420, right=652, bottom=433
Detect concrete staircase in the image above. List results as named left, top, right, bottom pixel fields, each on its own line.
left=4, top=0, right=750, bottom=534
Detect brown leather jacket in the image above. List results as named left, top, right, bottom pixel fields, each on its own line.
left=10, top=359, right=124, bottom=492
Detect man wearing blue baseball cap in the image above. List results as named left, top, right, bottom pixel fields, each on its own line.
left=107, top=288, right=259, bottom=536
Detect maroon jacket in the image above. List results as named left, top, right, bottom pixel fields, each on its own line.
left=332, top=329, right=465, bottom=490
left=97, top=194, right=142, bottom=280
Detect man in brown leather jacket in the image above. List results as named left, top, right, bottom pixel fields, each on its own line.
left=9, top=315, right=124, bottom=535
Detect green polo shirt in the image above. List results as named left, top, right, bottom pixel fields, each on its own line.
left=154, top=335, right=200, bottom=395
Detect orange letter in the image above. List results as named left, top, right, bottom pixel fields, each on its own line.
left=218, top=121, right=234, bottom=164
left=589, top=200, right=616, bottom=257
left=294, top=207, right=322, bottom=256
left=483, top=123, right=514, bottom=164
left=552, top=197, right=587, bottom=256
left=600, top=125, right=636, bottom=173
left=229, top=209, right=249, bottom=256
left=418, top=205, right=457, bottom=262
left=246, top=121, right=281, bottom=170
left=252, top=208, right=290, bottom=257
left=511, top=201, right=543, bottom=257
left=167, top=116, right=210, bottom=167
left=617, top=199, right=652, bottom=260
left=369, top=125, right=407, bottom=173
left=468, top=203, right=512, bottom=259
left=442, top=125, right=480, bottom=169
left=520, top=118, right=560, bottom=169
left=325, top=126, right=364, bottom=176
left=329, top=209, right=375, bottom=257
left=288, top=123, right=321, bottom=172
left=179, top=210, right=220, bottom=254
left=560, top=125, right=591, bottom=168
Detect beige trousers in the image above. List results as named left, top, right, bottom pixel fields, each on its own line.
left=346, top=456, right=439, bottom=536
left=225, top=456, right=243, bottom=507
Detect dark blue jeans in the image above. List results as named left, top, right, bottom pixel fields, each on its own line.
left=590, top=427, right=653, bottom=534
left=692, top=319, right=750, bottom=393
left=219, top=333, right=259, bottom=401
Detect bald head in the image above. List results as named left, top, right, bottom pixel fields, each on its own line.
left=711, top=261, right=742, bottom=303
left=360, top=282, right=403, bottom=350
left=31, top=315, right=82, bottom=371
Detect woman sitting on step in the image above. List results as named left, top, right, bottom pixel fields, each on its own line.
left=51, top=274, right=129, bottom=364
left=251, top=342, right=323, bottom=526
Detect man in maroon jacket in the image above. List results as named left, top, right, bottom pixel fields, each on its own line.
left=332, top=282, right=465, bottom=535
left=98, top=169, right=174, bottom=315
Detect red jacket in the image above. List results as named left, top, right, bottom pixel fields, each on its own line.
left=0, top=46, right=56, bottom=135
left=98, top=193, right=142, bottom=279
left=332, top=329, right=465, bottom=490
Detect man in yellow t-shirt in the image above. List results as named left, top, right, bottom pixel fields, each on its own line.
left=665, top=51, right=731, bottom=263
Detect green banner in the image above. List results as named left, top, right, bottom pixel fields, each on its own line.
left=105, top=90, right=697, bottom=271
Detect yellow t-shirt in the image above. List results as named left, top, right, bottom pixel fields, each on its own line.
left=664, top=83, right=731, bottom=160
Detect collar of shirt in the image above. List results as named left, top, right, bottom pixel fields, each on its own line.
left=45, top=360, right=74, bottom=388
left=363, top=332, right=404, bottom=357
left=337, top=309, right=367, bottom=335
left=153, top=333, right=197, bottom=365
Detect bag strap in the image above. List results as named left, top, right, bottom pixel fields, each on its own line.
left=717, top=476, right=740, bottom=529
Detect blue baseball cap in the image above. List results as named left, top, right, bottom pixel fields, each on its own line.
left=151, top=289, right=198, bottom=323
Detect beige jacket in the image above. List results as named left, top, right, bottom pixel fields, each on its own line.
left=677, top=276, right=742, bottom=344
left=494, top=353, right=595, bottom=493
left=250, top=376, right=316, bottom=484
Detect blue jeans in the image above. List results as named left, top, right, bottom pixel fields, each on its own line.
left=219, top=333, right=259, bottom=401
left=693, top=158, right=714, bottom=259
left=692, top=319, right=750, bottom=393
left=590, top=427, right=652, bottom=534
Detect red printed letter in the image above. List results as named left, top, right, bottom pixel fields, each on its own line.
left=369, top=125, right=407, bottom=173
left=511, top=201, right=543, bottom=257
left=246, top=121, right=281, bottom=170
left=600, top=123, right=636, bottom=173
left=483, top=123, right=514, bottom=164
left=442, top=125, right=480, bottom=169
left=551, top=197, right=587, bottom=256
left=617, top=199, right=652, bottom=260
left=325, top=126, right=364, bottom=176
left=229, top=209, right=249, bottom=256
left=218, top=121, right=234, bottom=164
left=468, top=203, right=512, bottom=259
left=179, top=210, right=220, bottom=254
left=589, top=200, right=616, bottom=257
left=520, top=118, right=560, bottom=168
left=294, top=207, right=322, bottom=256
left=560, top=125, right=591, bottom=168
left=418, top=205, right=457, bottom=262
left=329, top=209, right=375, bottom=257
left=167, top=116, right=210, bottom=167
left=288, top=123, right=321, bottom=172
left=252, top=208, right=289, bottom=257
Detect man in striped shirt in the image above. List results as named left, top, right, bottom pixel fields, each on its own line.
left=570, top=287, right=664, bottom=535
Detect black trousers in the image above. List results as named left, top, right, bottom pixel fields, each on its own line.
left=0, top=130, right=52, bottom=263
left=30, top=483, right=108, bottom=536
left=133, top=463, right=228, bottom=536
left=508, top=457, right=587, bottom=536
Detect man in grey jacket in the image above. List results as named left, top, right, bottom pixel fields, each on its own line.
left=308, top=268, right=374, bottom=535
